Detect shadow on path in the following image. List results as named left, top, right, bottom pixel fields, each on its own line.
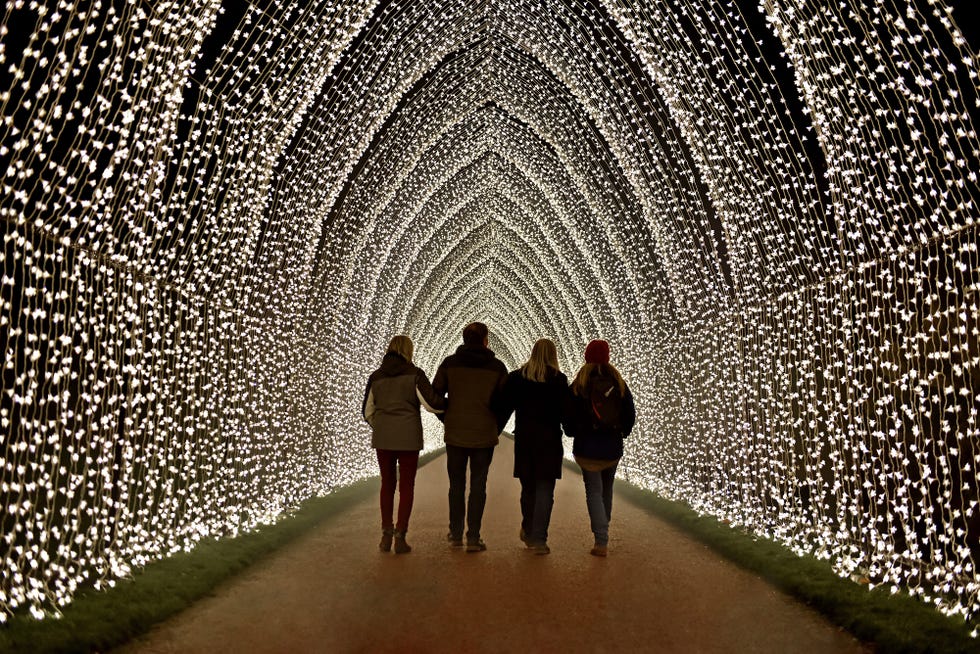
left=118, top=438, right=867, bottom=653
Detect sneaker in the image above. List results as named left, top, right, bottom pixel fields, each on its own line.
left=590, top=545, right=608, bottom=557
left=447, top=532, right=463, bottom=548
left=466, top=539, right=487, bottom=552
left=379, top=528, right=394, bottom=553
left=528, top=542, right=550, bottom=555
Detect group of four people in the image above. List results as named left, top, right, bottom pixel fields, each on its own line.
left=361, top=321, right=635, bottom=557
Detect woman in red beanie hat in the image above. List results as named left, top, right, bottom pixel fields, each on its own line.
left=562, top=339, right=636, bottom=556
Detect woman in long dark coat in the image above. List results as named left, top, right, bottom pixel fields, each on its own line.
left=499, top=338, right=569, bottom=554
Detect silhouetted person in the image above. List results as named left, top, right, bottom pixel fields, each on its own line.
left=563, top=340, right=636, bottom=556
left=362, top=335, right=444, bottom=554
left=499, top=338, right=569, bottom=555
left=432, top=322, right=508, bottom=552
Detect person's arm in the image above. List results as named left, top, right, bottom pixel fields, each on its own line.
left=416, top=368, right=445, bottom=414
left=556, top=374, right=571, bottom=437
left=491, top=365, right=511, bottom=433
left=432, top=361, right=447, bottom=397
left=621, top=384, right=636, bottom=438
left=495, top=372, right=517, bottom=432
left=431, top=361, right=448, bottom=422
left=560, top=383, right=580, bottom=439
left=362, top=377, right=376, bottom=426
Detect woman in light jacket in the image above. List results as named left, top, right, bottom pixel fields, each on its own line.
left=362, top=335, right=444, bottom=553
left=562, top=340, right=635, bottom=556
left=499, top=338, right=569, bottom=554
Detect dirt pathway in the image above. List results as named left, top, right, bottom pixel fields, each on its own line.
left=119, top=438, right=867, bottom=653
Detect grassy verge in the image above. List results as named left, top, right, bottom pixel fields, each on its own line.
left=574, top=458, right=977, bottom=654
left=0, top=448, right=445, bottom=654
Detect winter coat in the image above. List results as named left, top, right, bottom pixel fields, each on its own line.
left=432, top=344, right=509, bottom=448
left=362, top=352, right=444, bottom=451
left=562, top=372, right=636, bottom=461
left=499, top=368, right=569, bottom=480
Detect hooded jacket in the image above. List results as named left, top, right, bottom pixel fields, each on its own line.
left=432, top=344, right=509, bottom=448
left=362, top=352, right=444, bottom=451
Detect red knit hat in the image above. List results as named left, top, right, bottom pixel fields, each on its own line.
left=584, top=339, right=610, bottom=365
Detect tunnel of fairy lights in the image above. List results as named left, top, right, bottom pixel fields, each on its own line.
left=1, top=0, right=979, bottom=626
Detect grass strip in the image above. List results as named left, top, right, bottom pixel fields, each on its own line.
left=0, top=448, right=445, bottom=654
left=610, top=474, right=978, bottom=654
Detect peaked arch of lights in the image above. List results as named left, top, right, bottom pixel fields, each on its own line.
left=1, top=0, right=978, bottom=628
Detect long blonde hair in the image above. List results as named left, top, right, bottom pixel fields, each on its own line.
left=521, top=338, right=560, bottom=382
left=572, top=362, right=626, bottom=397
left=386, top=334, right=414, bottom=363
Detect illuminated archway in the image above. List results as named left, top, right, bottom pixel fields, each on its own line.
left=1, top=0, right=978, bottom=626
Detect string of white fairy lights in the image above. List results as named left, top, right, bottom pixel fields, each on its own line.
left=1, top=0, right=978, bottom=629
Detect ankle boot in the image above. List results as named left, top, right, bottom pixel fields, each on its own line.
left=393, top=529, right=411, bottom=554
left=379, top=528, right=394, bottom=552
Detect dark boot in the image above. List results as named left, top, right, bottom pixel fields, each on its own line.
left=379, top=528, right=394, bottom=553
left=393, top=529, right=412, bottom=554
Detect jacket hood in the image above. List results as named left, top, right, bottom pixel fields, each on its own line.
left=454, top=343, right=496, bottom=366
left=379, top=351, right=413, bottom=374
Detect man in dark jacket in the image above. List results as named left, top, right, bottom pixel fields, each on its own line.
left=432, top=322, right=508, bottom=552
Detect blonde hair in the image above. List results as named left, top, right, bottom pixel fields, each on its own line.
left=386, top=335, right=414, bottom=363
left=571, top=362, right=626, bottom=397
left=521, top=338, right=560, bottom=383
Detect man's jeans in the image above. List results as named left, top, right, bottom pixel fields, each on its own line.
left=581, top=462, right=618, bottom=546
left=519, top=477, right=556, bottom=544
left=446, top=445, right=495, bottom=541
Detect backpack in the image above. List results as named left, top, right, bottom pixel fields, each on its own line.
left=588, top=376, right=623, bottom=433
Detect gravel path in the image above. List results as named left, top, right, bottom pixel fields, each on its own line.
left=119, top=438, right=868, bottom=653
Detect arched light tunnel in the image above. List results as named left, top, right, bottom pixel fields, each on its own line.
left=1, top=0, right=979, bottom=629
